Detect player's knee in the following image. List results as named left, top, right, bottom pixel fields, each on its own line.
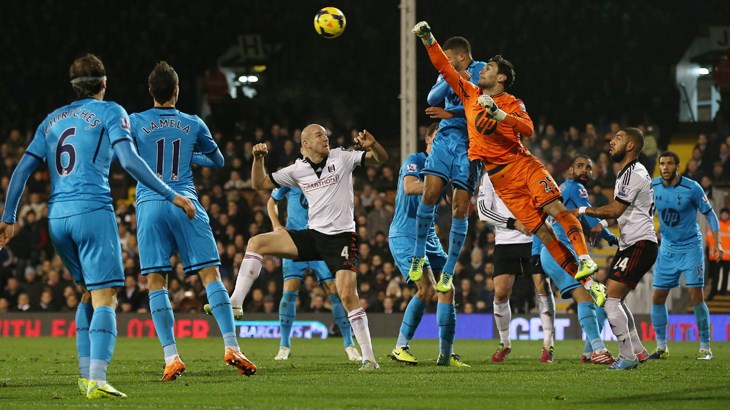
left=421, top=185, right=441, bottom=205
left=417, top=283, right=436, bottom=301
left=246, top=234, right=265, bottom=252
left=652, top=291, right=668, bottom=305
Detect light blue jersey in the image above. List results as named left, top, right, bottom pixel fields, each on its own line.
left=130, top=108, right=217, bottom=202
left=25, top=98, right=132, bottom=218
left=422, top=60, right=486, bottom=193
left=652, top=176, right=717, bottom=250
left=131, top=107, right=220, bottom=275
left=652, top=176, right=719, bottom=289
left=560, top=178, right=616, bottom=245
left=389, top=152, right=447, bottom=277
left=427, top=60, right=486, bottom=141
left=390, top=152, right=436, bottom=239
left=21, top=98, right=134, bottom=289
left=271, top=186, right=309, bottom=230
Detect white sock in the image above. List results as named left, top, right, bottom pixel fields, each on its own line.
left=164, top=355, right=177, bottom=366
left=583, top=277, right=595, bottom=290
left=538, top=293, right=555, bottom=349
left=605, top=297, right=636, bottom=360
left=230, top=252, right=263, bottom=306
left=347, top=308, right=375, bottom=362
left=578, top=254, right=590, bottom=260
left=493, top=300, right=511, bottom=347
left=621, top=300, right=645, bottom=354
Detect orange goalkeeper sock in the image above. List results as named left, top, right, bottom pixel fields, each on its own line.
left=555, top=211, right=589, bottom=257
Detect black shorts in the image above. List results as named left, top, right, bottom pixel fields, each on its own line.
left=607, top=240, right=659, bottom=289
left=287, top=229, right=359, bottom=274
left=493, top=243, right=533, bottom=277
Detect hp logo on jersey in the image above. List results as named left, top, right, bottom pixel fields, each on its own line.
left=660, top=208, right=681, bottom=227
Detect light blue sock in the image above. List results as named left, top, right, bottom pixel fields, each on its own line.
left=651, top=303, right=668, bottom=349
left=149, top=289, right=177, bottom=358
left=415, top=203, right=436, bottom=258
left=443, top=217, right=467, bottom=275
left=578, top=302, right=605, bottom=352
left=329, top=294, right=354, bottom=347
left=584, top=304, right=607, bottom=354
left=279, top=291, right=298, bottom=348
left=437, top=302, right=456, bottom=356
left=75, top=302, right=93, bottom=379
left=694, top=302, right=711, bottom=350
left=206, top=281, right=239, bottom=349
left=89, top=306, right=116, bottom=383
left=396, top=296, right=426, bottom=347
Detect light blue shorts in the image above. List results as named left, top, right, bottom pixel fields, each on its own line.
left=421, top=132, right=482, bottom=193
left=653, top=246, right=705, bottom=289
left=389, top=235, right=447, bottom=281
left=283, top=259, right=334, bottom=284
left=48, top=206, right=124, bottom=291
left=137, top=199, right=220, bottom=275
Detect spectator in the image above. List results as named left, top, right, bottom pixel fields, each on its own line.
left=16, top=292, right=32, bottom=312
left=117, top=275, right=147, bottom=313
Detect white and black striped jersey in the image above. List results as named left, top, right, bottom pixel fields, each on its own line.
left=476, top=174, right=532, bottom=245
left=271, top=147, right=365, bottom=235
left=614, top=160, right=658, bottom=250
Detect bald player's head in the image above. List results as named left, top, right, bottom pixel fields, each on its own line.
left=301, top=124, right=330, bottom=158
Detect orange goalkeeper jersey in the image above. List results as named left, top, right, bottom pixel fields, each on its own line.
left=426, top=41, right=534, bottom=170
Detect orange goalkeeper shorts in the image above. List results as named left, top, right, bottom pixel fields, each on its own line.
left=487, top=155, right=562, bottom=232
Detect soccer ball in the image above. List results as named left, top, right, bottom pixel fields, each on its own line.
left=314, top=7, right=346, bottom=39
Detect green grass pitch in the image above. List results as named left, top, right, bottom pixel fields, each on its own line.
left=0, top=337, right=728, bottom=409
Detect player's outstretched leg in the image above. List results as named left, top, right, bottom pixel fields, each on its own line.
left=534, top=274, right=555, bottom=364
left=577, top=301, right=615, bottom=365
left=436, top=301, right=469, bottom=367
left=553, top=210, right=598, bottom=280
left=333, top=269, right=378, bottom=371
left=75, top=299, right=93, bottom=394
left=391, top=295, right=425, bottom=365
left=693, top=302, right=713, bottom=360
left=199, top=268, right=257, bottom=376
left=149, top=287, right=185, bottom=381
left=622, top=300, right=648, bottom=362
left=492, top=300, right=512, bottom=362
left=605, top=297, right=638, bottom=370
left=650, top=302, right=669, bottom=359
left=87, top=302, right=126, bottom=399
left=437, top=218, right=468, bottom=293
left=328, top=293, right=361, bottom=361
left=229, top=252, right=264, bottom=315
left=276, top=290, right=298, bottom=361
left=582, top=305, right=608, bottom=362
left=409, top=202, right=436, bottom=282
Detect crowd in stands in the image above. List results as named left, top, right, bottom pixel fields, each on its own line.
left=2, top=0, right=729, bottom=317
left=2, top=114, right=727, bottom=317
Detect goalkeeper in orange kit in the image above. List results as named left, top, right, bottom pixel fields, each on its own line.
left=413, top=21, right=601, bottom=291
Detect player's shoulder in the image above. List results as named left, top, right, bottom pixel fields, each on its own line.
left=651, top=176, right=662, bottom=187
left=678, top=175, right=701, bottom=190
left=98, top=100, right=126, bottom=115
left=176, top=110, right=202, bottom=123
left=402, top=152, right=425, bottom=172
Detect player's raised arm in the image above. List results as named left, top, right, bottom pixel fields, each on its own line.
left=413, top=22, right=476, bottom=101
left=354, top=130, right=388, bottom=166
left=251, top=143, right=276, bottom=190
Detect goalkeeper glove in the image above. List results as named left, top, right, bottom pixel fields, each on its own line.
left=412, top=21, right=436, bottom=45
left=477, top=94, right=507, bottom=121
